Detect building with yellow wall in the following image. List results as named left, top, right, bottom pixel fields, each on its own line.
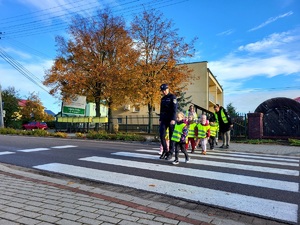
left=111, top=61, right=223, bottom=127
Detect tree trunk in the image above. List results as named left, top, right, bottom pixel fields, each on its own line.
left=147, top=103, right=153, bottom=134
left=95, top=97, right=101, bottom=131
left=107, top=102, right=113, bottom=133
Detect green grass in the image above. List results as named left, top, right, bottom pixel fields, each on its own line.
left=0, top=127, right=146, bottom=142
left=0, top=127, right=299, bottom=145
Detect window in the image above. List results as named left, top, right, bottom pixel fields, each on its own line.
left=133, top=105, right=140, bottom=113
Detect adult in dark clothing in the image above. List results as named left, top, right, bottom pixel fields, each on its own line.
left=159, top=84, right=178, bottom=160
left=213, top=104, right=233, bottom=149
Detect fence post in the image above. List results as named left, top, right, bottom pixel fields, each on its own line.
left=125, top=116, right=128, bottom=133
left=244, top=114, right=247, bottom=137
left=247, top=113, right=263, bottom=139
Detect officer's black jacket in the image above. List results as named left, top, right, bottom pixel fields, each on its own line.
left=159, top=93, right=177, bottom=122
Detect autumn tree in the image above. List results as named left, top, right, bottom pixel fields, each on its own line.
left=20, top=92, right=52, bottom=123
left=43, top=9, right=140, bottom=131
left=2, top=87, right=20, bottom=128
left=130, top=9, right=198, bottom=132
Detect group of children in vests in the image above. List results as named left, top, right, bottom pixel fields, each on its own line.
left=186, top=113, right=218, bottom=155
left=159, top=111, right=219, bottom=164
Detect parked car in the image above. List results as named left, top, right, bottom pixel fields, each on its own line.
left=22, top=122, right=48, bottom=130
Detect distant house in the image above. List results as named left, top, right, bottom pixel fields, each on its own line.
left=17, top=99, right=54, bottom=121
left=13, top=99, right=28, bottom=120
left=44, top=109, right=56, bottom=117
left=111, top=61, right=223, bottom=119
left=106, top=61, right=223, bottom=132
left=18, top=99, right=27, bottom=107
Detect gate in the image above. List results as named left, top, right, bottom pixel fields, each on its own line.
left=255, top=97, right=300, bottom=137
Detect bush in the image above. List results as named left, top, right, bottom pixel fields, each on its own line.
left=86, top=131, right=109, bottom=139
left=51, top=132, right=68, bottom=138
left=86, top=131, right=146, bottom=141
left=27, top=129, right=50, bottom=137
left=6, top=120, right=22, bottom=129
left=75, top=132, right=85, bottom=138
left=288, top=138, right=300, bottom=146
left=0, top=128, right=19, bottom=135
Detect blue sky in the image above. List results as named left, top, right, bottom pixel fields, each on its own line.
left=0, top=0, right=299, bottom=114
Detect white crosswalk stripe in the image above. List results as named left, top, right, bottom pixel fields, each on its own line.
left=79, top=156, right=298, bottom=192
left=18, top=148, right=50, bottom=152
left=113, top=152, right=299, bottom=176
left=0, top=151, right=15, bottom=155
left=51, top=145, right=77, bottom=149
left=32, top=147, right=299, bottom=224
left=8, top=145, right=78, bottom=153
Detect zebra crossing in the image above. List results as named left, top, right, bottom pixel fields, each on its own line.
left=9, top=145, right=300, bottom=224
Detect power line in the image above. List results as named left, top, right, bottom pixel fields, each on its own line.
left=0, top=48, right=50, bottom=94
left=0, top=0, right=189, bottom=61
left=0, top=0, right=189, bottom=93
left=0, top=0, right=187, bottom=39
left=0, top=0, right=97, bottom=24
left=2, top=39, right=53, bottom=58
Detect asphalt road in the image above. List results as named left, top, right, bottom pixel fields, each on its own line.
left=0, top=135, right=299, bottom=224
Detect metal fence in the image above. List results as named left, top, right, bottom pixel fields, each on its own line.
left=56, top=114, right=248, bottom=139
left=230, top=114, right=247, bottom=139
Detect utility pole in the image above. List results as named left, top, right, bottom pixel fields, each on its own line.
left=0, top=84, right=4, bottom=128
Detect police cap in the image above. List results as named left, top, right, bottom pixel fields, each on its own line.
left=160, top=84, right=169, bottom=91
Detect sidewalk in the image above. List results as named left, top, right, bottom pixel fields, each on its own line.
left=224, top=142, right=300, bottom=156
left=1, top=143, right=299, bottom=225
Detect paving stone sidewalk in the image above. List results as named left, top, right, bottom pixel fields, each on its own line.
left=1, top=142, right=299, bottom=225
left=227, top=142, right=300, bottom=156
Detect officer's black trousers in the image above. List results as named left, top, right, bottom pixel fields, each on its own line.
left=159, top=121, right=175, bottom=154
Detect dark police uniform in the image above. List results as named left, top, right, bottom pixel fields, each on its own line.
left=159, top=85, right=178, bottom=159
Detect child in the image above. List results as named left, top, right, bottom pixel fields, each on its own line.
left=196, top=114, right=210, bottom=155
left=159, top=128, right=169, bottom=155
left=186, top=115, right=197, bottom=153
left=208, top=117, right=218, bottom=150
left=171, top=112, right=190, bottom=165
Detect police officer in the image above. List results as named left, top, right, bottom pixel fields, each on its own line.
left=159, top=84, right=178, bottom=160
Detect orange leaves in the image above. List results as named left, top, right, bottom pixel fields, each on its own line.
left=130, top=9, right=197, bottom=112
left=43, top=9, right=197, bottom=117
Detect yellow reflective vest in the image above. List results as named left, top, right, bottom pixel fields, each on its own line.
left=196, top=123, right=210, bottom=139
left=220, top=108, right=228, bottom=123
left=210, top=123, right=218, bottom=137
left=171, top=123, right=187, bottom=142
left=215, top=108, right=228, bottom=124
left=185, top=111, right=198, bottom=120
left=188, top=122, right=197, bottom=138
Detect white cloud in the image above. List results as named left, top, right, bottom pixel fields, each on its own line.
left=238, top=31, right=299, bottom=53
left=217, top=29, right=234, bottom=36
left=0, top=52, right=55, bottom=102
left=1, top=47, right=32, bottom=59
left=1, top=62, right=60, bottom=112
left=210, top=28, right=300, bottom=113
left=225, top=89, right=300, bottom=114
left=248, top=11, right=293, bottom=32
left=211, top=54, right=300, bottom=82
left=210, top=29, right=300, bottom=82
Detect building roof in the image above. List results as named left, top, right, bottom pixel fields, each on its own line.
left=18, top=99, right=27, bottom=107
left=44, top=109, right=56, bottom=116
